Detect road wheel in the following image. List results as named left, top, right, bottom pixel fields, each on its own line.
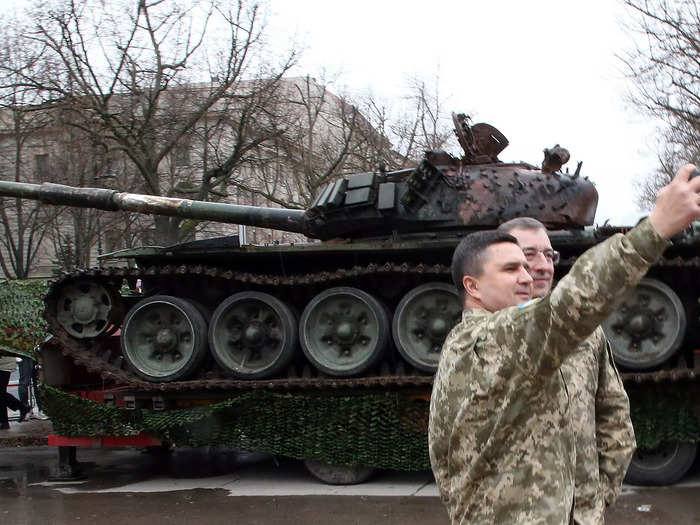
left=603, top=278, right=686, bottom=369
left=121, top=295, right=208, bottom=382
left=625, top=440, right=697, bottom=486
left=208, top=292, right=297, bottom=379
left=392, top=282, right=461, bottom=372
left=299, top=287, right=389, bottom=376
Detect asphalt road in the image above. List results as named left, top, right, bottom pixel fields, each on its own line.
left=1, top=446, right=700, bottom=525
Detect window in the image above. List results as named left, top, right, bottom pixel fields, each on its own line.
left=34, top=154, right=49, bottom=178
left=174, top=143, right=191, bottom=167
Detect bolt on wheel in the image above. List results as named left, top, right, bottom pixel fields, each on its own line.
left=208, top=291, right=297, bottom=379
left=603, top=278, right=686, bottom=370
left=392, top=282, right=462, bottom=372
left=54, top=279, right=119, bottom=338
left=121, top=295, right=208, bottom=382
left=300, top=287, right=389, bottom=376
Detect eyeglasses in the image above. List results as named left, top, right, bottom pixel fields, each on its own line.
left=522, top=248, right=560, bottom=265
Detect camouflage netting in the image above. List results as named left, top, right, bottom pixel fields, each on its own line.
left=40, top=383, right=700, bottom=468
left=40, top=385, right=431, bottom=470
left=0, top=280, right=48, bottom=360
left=628, top=389, right=700, bottom=449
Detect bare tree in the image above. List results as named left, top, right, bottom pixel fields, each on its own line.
left=227, top=74, right=458, bottom=214
left=620, top=0, right=700, bottom=208
left=44, top=116, right=123, bottom=270
left=222, top=76, right=382, bottom=210
left=635, top=134, right=700, bottom=208
left=361, top=75, right=458, bottom=172
left=389, top=76, right=457, bottom=164
left=0, top=14, right=129, bottom=276
left=0, top=1, right=459, bottom=257
left=0, top=0, right=297, bottom=245
left=0, top=105, right=55, bottom=278
left=0, top=20, right=58, bottom=279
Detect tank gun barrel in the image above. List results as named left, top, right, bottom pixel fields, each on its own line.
left=0, top=181, right=310, bottom=235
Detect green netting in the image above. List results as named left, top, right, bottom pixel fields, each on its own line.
left=40, top=382, right=700, bottom=468
left=40, top=385, right=431, bottom=470
left=0, top=280, right=48, bottom=360
left=628, top=389, right=700, bottom=449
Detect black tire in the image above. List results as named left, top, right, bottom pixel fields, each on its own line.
left=208, top=291, right=297, bottom=379
left=303, top=459, right=376, bottom=485
left=121, top=295, right=209, bottom=382
left=625, top=441, right=697, bottom=486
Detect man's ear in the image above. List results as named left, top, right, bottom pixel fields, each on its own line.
left=462, top=275, right=480, bottom=299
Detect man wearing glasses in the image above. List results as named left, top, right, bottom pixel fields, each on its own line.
left=498, top=217, right=635, bottom=524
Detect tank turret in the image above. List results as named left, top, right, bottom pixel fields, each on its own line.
left=0, top=116, right=598, bottom=243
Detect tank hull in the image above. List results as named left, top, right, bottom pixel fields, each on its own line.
left=41, top=226, right=700, bottom=389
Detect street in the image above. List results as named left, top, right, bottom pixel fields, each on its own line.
left=1, top=445, right=699, bottom=524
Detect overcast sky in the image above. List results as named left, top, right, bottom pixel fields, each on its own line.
left=1, top=0, right=663, bottom=226
left=267, top=0, right=662, bottom=226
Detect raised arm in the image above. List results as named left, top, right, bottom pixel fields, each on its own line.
left=498, top=163, right=700, bottom=375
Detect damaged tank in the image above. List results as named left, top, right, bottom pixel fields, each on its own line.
left=2, top=113, right=700, bottom=486
left=0, top=114, right=696, bottom=385
left=0, top=114, right=603, bottom=386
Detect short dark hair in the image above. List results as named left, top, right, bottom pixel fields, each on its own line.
left=497, top=217, right=546, bottom=234
left=451, top=230, right=519, bottom=287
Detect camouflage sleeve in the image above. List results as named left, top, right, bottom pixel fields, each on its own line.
left=429, top=432, right=451, bottom=508
left=428, top=354, right=456, bottom=511
left=494, top=219, right=670, bottom=377
left=594, top=330, right=636, bottom=506
left=428, top=397, right=448, bottom=503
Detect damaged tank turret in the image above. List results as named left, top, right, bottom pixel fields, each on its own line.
left=0, top=127, right=597, bottom=241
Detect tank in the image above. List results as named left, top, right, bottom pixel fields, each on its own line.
left=3, top=113, right=700, bottom=486
left=0, top=114, right=693, bottom=386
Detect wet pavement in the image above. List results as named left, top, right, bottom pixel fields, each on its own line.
left=0, top=423, right=699, bottom=524
left=0, top=419, right=52, bottom=447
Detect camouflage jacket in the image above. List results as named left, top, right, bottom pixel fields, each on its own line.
left=563, top=328, right=635, bottom=525
left=428, top=219, right=667, bottom=525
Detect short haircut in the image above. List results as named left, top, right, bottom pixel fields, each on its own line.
left=451, top=230, right=519, bottom=287
left=497, top=217, right=546, bottom=234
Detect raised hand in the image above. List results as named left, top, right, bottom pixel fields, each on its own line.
left=649, top=164, right=700, bottom=239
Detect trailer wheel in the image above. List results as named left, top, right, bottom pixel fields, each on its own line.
left=624, top=440, right=697, bottom=486
left=303, top=459, right=376, bottom=485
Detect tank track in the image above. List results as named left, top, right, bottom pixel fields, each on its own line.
left=43, top=255, right=700, bottom=393
left=43, top=261, right=450, bottom=392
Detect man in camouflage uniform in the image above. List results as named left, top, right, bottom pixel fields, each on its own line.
left=428, top=163, right=699, bottom=524
left=499, top=217, right=635, bottom=524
